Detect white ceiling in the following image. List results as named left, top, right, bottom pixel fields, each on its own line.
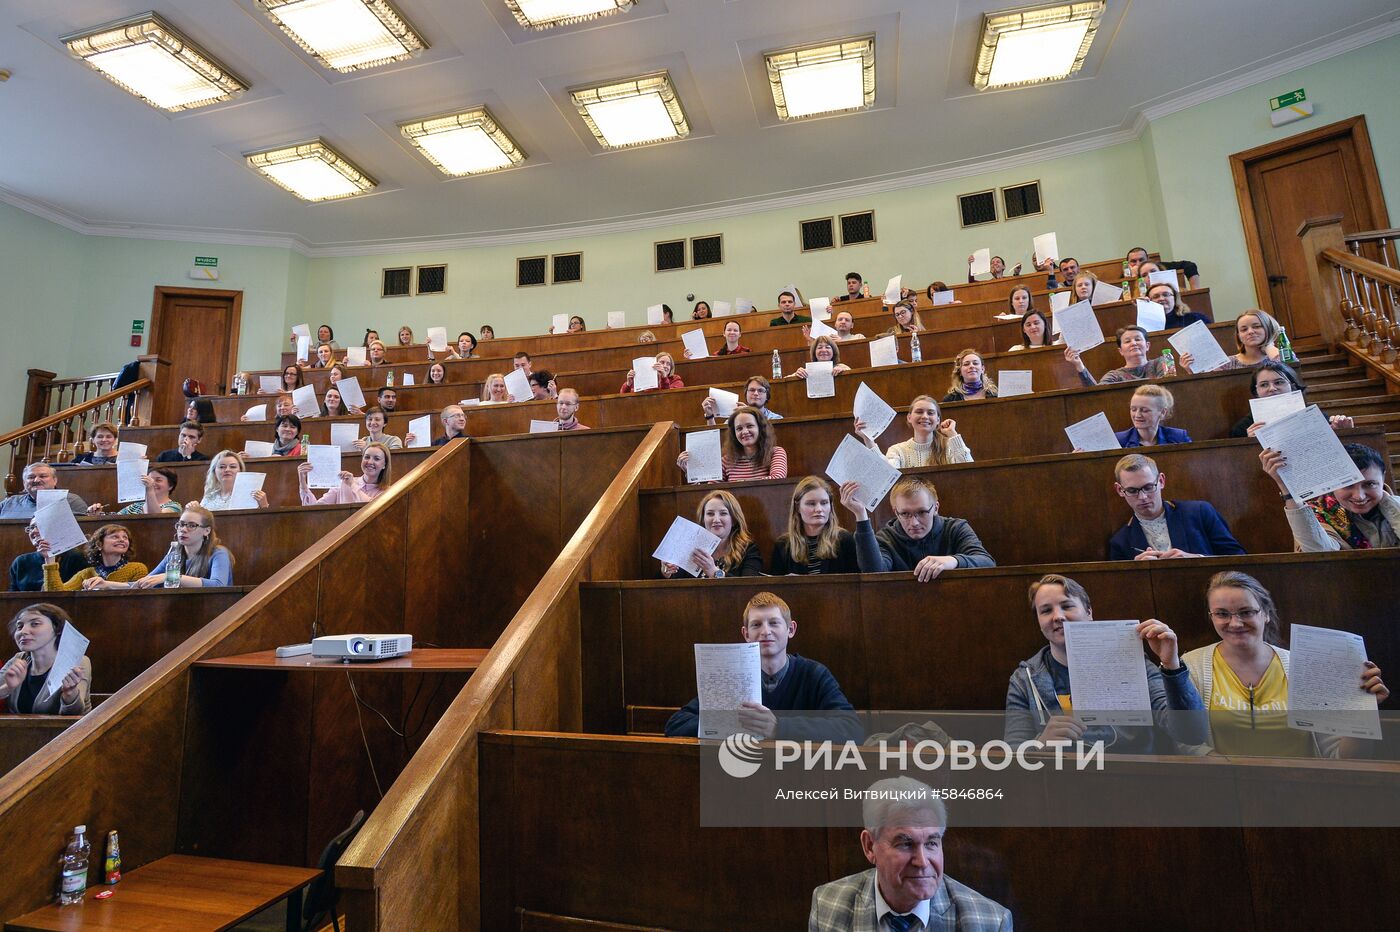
left=1, top=0, right=1398, bottom=254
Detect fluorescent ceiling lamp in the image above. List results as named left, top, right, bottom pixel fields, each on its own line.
left=245, top=139, right=376, bottom=201
left=399, top=108, right=526, bottom=176
left=974, top=1, right=1104, bottom=90
left=765, top=37, right=875, bottom=121
left=505, top=0, right=635, bottom=30
left=62, top=13, right=246, bottom=112
left=256, top=0, right=426, bottom=72
left=571, top=72, right=689, bottom=149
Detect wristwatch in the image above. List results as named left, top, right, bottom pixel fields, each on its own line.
left=1279, top=491, right=1293, bottom=501
left=713, top=569, right=725, bottom=578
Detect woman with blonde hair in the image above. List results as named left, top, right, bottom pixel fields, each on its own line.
left=42, top=524, right=149, bottom=590
left=397, top=325, right=414, bottom=346
left=883, top=300, right=923, bottom=336
left=299, top=442, right=391, bottom=505
left=1115, top=384, right=1191, bottom=448
left=481, top=373, right=511, bottom=404
left=1180, top=310, right=1282, bottom=373
left=857, top=395, right=973, bottom=468
left=621, top=352, right=685, bottom=392
left=201, top=451, right=268, bottom=511
left=1070, top=271, right=1099, bottom=303
left=943, top=350, right=998, bottom=402
left=769, top=476, right=858, bottom=575
left=659, top=490, right=762, bottom=579
left=133, top=504, right=235, bottom=587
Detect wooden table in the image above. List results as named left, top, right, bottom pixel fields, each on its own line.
left=194, top=647, right=488, bottom=673
left=5, top=854, right=320, bottom=931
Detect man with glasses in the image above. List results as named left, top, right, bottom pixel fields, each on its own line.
left=842, top=475, right=994, bottom=582
left=554, top=389, right=589, bottom=430
left=432, top=405, right=468, bottom=446
left=1108, top=454, right=1244, bottom=561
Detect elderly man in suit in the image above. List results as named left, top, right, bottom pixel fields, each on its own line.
left=809, top=777, right=1010, bottom=931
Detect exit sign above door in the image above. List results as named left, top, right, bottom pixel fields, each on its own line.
left=1269, top=88, right=1305, bottom=110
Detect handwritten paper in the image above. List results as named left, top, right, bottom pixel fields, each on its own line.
left=1091, top=280, right=1124, bottom=306
left=292, top=384, right=319, bottom=419
left=809, top=318, right=838, bottom=340
left=998, top=371, right=1033, bottom=397
left=712, top=300, right=733, bottom=317
left=552, top=313, right=569, bottom=334
left=427, top=327, right=448, bottom=352
left=681, top=329, right=710, bottom=359
left=1255, top=405, right=1364, bottom=502
left=35, top=490, right=68, bottom=510
left=242, top=440, right=274, bottom=458
left=1056, top=300, right=1105, bottom=354
left=1287, top=624, right=1382, bottom=740
left=804, top=361, right=835, bottom=399
left=631, top=357, right=659, bottom=392
left=259, top=375, right=281, bottom=394
left=868, top=335, right=900, bottom=368
left=647, top=304, right=665, bottom=325
left=883, top=275, right=902, bottom=305
left=529, top=420, right=558, bottom=433
left=1249, top=390, right=1306, bottom=426
left=407, top=415, right=431, bottom=449
left=1064, top=412, right=1120, bottom=452
left=38, top=621, right=89, bottom=705
left=345, top=346, right=367, bottom=366
left=243, top=404, right=267, bottom=422
left=296, top=335, right=310, bottom=363
left=504, top=367, right=532, bottom=403
left=854, top=383, right=896, bottom=441
left=229, top=471, right=265, bottom=510
left=695, top=642, right=762, bottom=739
left=808, top=297, right=831, bottom=321
left=607, top=311, right=626, bottom=329
left=306, top=445, right=342, bottom=489
left=330, top=423, right=359, bottom=452
left=970, top=248, right=991, bottom=277
left=116, top=458, right=149, bottom=503
left=116, top=442, right=146, bottom=462
left=825, top=434, right=900, bottom=512
left=1063, top=620, right=1153, bottom=726
left=34, top=500, right=85, bottom=556
left=709, top=388, right=739, bottom=419
left=652, top=515, right=721, bottom=577
left=1033, top=232, right=1059, bottom=264
left=336, top=376, right=366, bottom=409
left=1135, top=298, right=1166, bottom=333
left=1167, top=320, right=1231, bottom=373
left=685, top=430, right=723, bottom=483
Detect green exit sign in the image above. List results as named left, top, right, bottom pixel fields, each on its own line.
left=194, top=256, right=218, bottom=267
left=1270, top=88, right=1306, bottom=111
left=131, top=320, right=144, bottom=333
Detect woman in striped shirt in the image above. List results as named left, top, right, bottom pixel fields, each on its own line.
left=675, top=405, right=787, bottom=482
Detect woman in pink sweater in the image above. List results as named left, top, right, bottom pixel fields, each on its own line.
left=298, top=442, right=392, bottom=505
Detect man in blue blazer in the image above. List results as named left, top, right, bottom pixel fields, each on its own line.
left=1108, top=454, right=1246, bottom=560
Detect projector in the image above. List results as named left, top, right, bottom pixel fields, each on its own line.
left=311, top=634, right=413, bottom=661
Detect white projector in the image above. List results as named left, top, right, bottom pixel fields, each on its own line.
left=311, top=634, right=413, bottom=661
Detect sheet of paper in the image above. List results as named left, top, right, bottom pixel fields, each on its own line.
left=259, top=375, right=281, bottom=394
left=296, top=334, right=310, bottom=363
left=931, top=290, right=955, bottom=306
left=709, top=388, right=739, bottom=419
left=1033, top=232, right=1059, bottom=264
left=529, top=420, right=558, bottom=433
left=504, top=368, right=532, bottom=403
left=735, top=298, right=755, bottom=314
left=1249, top=390, right=1306, bottom=426
left=804, top=361, right=835, bottom=399
left=243, top=403, right=267, bottom=422
left=242, top=440, right=274, bottom=458
left=1063, top=620, right=1153, bottom=726
left=681, top=329, right=710, bottom=359
left=35, top=489, right=68, bottom=510
left=336, top=376, right=366, bottom=408
left=1287, top=624, right=1382, bottom=740
left=401, top=373, right=414, bottom=386
left=552, top=313, right=569, bottom=334
left=853, top=383, right=896, bottom=441
left=116, top=442, right=146, bottom=462
left=809, top=317, right=838, bottom=340
left=970, top=248, right=991, bottom=276
left=631, top=357, right=659, bottom=392
left=784, top=284, right=803, bottom=307
left=460, top=398, right=481, bottom=407
left=825, top=434, right=900, bottom=512
left=712, top=300, right=732, bottom=317
left=229, top=472, right=265, bottom=509
left=426, top=327, right=448, bottom=352
left=1064, top=412, right=1120, bottom=452
left=607, top=311, right=626, bottom=329
left=1167, top=320, right=1231, bottom=373
left=407, top=415, right=431, bottom=448
left=1056, top=300, right=1105, bottom=354
left=685, top=430, right=723, bottom=484
left=116, top=458, right=148, bottom=503
left=292, top=384, right=319, bottom=419
left=883, top=275, right=902, bottom=305
left=292, top=323, right=311, bottom=339
left=651, top=515, right=721, bottom=577
left=808, top=297, right=831, bottom=321
left=306, top=445, right=342, bottom=489
left=1255, top=405, right=1364, bottom=502
left=1050, top=291, right=1072, bottom=318
left=345, top=346, right=367, bottom=366
left=1091, top=280, right=1124, bottom=306
left=868, top=334, right=899, bottom=368
left=694, top=642, right=762, bottom=740
left=998, top=370, right=1032, bottom=397
left=995, top=312, right=1022, bottom=321
left=38, top=620, right=89, bottom=704
left=647, top=304, right=664, bottom=325
left=1135, top=298, right=1166, bottom=333
left=330, top=423, right=359, bottom=452
left=1147, top=269, right=1177, bottom=289
left=33, top=500, right=85, bottom=556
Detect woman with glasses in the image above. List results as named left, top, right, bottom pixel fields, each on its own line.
left=1182, top=571, right=1387, bottom=757
left=1230, top=361, right=1354, bottom=438
left=768, top=477, right=858, bottom=575
left=1, top=603, right=91, bottom=714
left=132, top=505, right=234, bottom=588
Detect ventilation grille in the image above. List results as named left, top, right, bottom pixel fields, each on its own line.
left=691, top=234, right=723, bottom=267
left=517, top=256, right=547, bottom=287
left=381, top=267, right=412, bottom=297
left=1002, top=181, right=1042, bottom=219
left=840, top=211, right=875, bottom=246
left=416, top=264, right=447, bottom=295
left=800, top=217, right=835, bottom=252
left=958, top=190, right=998, bottom=227
left=552, top=252, right=582, bottom=284
left=655, top=239, right=686, bottom=272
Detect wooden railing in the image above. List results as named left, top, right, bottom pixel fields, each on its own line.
left=1, top=378, right=153, bottom=494
left=25, top=370, right=123, bottom=422
left=1346, top=226, right=1400, bottom=269
left=1299, top=216, right=1400, bottom=384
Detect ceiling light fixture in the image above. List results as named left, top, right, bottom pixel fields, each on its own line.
left=245, top=139, right=376, bottom=201
left=62, top=13, right=246, bottom=112
left=399, top=107, right=526, bottom=176
left=256, top=0, right=426, bottom=73
left=974, top=1, right=1104, bottom=90
left=764, top=37, right=875, bottom=121
left=505, top=0, right=635, bottom=30
left=570, top=72, right=689, bottom=150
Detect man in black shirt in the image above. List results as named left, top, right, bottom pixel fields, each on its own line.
left=154, top=421, right=209, bottom=463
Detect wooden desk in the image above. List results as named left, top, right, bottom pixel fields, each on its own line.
left=195, top=648, right=487, bottom=673
left=4, top=854, right=320, bottom=931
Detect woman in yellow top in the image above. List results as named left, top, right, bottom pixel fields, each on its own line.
left=42, top=524, right=149, bottom=591
left=1182, top=571, right=1388, bottom=757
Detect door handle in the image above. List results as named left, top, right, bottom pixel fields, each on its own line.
left=1268, top=275, right=1288, bottom=285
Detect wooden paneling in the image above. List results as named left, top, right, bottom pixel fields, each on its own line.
left=0, top=717, right=75, bottom=779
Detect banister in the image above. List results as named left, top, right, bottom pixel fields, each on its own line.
left=1322, top=246, right=1400, bottom=289
left=0, top=378, right=152, bottom=449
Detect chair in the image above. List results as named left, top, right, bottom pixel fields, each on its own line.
left=301, top=809, right=366, bottom=932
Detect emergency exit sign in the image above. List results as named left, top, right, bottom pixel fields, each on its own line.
left=1270, top=88, right=1305, bottom=110
left=194, top=256, right=218, bottom=267
left=131, top=320, right=144, bottom=333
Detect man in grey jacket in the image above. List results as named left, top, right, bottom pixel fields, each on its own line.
left=840, top=476, right=995, bottom=582
left=0, top=463, right=88, bottom=520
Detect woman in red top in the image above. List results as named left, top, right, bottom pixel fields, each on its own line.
left=621, top=352, right=685, bottom=393
left=715, top=320, right=751, bottom=356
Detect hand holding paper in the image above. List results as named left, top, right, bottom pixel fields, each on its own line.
left=685, top=430, right=723, bottom=483
left=1065, top=412, right=1120, bottom=452
left=681, top=329, right=710, bottom=359
left=804, top=361, right=835, bottom=399
left=969, top=249, right=991, bottom=277
left=306, top=445, right=343, bottom=489
left=853, top=383, right=896, bottom=441
left=651, top=516, right=721, bottom=577
left=825, top=434, right=899, bottom=512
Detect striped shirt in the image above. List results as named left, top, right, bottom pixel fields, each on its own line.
left=722, top=447, right=788, bottom=482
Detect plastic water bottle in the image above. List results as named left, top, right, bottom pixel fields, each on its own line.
left=58, top=825, right=90, bottom=905
left=1276, top=328, right=1298, bottom=365
left=771, top=350, right=782, bottom=380
left=1160, top=348, right=1177, bottom=376
left=386, top=370, right=395, bottom=387
left=164, top=541, right=182, bottom=589
left=910, top=331, right=922, bottom=363
left=301, top=433, right=311, bottom=452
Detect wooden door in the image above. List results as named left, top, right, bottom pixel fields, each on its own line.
left=149, top=287, right=242, bottom=426
left=1232, top=116, right=1389, bottom=340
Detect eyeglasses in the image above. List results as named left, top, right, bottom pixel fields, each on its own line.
left=1119, top=481, right=1160, bottom=497
left=174, top=521, right=208, bottom=530
left=895, top=508, right=933, bottom=521
left=1209, top=609, right=1261, bottom=622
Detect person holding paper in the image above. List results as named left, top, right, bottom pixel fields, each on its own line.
left=664, top=592, right=861, bottom=741
left=257, top=365, right=301, bottom=394
left=828, top=310, right=865, bottom=341
left=133, top=505, right=234, bottom=588
left=155, top=421, right=208, bottom=463
left=1112, top=385, right=1191, bottom=449
left=0, top=463, right=88, bottom=519
left=1005, top=285, right=1035, bottom=318
left=320, top=387, right=360, bottom=418
left=1263, top=442, right=1398, bottom=552
left=41, top=524, right=148, bottom=591
left=691, top=301, right=713, bottom=319
left=1, top=604, right=90, bottom=714
left=554, top=389, right=589, bottom=431
left=621, top=352, right=685, bottom=393
left=67, top=422, right=120, bottom=466
left=200, top=452, right=268, bottom=511
left=833, top=272, right=870, bottom=303
left=326, top=365, right=346, bottom=386
left=243, top=394, right=295, bottom=423
left=1002, top=574, right=1205, bottom=752
left=924, top=282, right=960, bottom=306
left=9, top=522, right=87, bottom=592
left=701, top=377, right=782, bottom=425
left=481, top=374, right=511, bottom=404
left=432, top=405, right=469, bottom=446
left=299, top=442, right=391, bottom=506
left=272, top=415, right=304, bottom=457
left=354, top=408, right=404, bottom=451
left=942, top=351, right=998, bottom=403
left=447, top=332, right=477, bottom=360
left=89, top=466, right=182, bottom=517
left=1108, top=454, right=1244, bottom=561
left=548, top=316, right=587, bottom=334
left=289, top=324, right=338, bottom=353
left=659, top=491, right=762, bottom=579
left=676, top=406, right=787, bottom=482
left=1009, top=310, right=1055, bottom=351
left=844, top=476, right=995, bottom=581
left=308, top=343, right=338, bottom=369
left=769, top=292, right=810, bottom=327
left=1231, top=362, right=1352, bottom=438
left=857, top=396, right=973, bottom=469
left=769, top=477, right=858, bottom=575
left=882, top=301, right=923, bottom=336
left=714, top=321, right=751, bottom=355
left=794, top=337, right=851, bottom=380
left=1181, top=310, right=1282, bottom=372
left=529, top=371, right=558, bottom=401
left=967, top=254, right=1020, bottom=281
left=1182, top=571, right=1387, bottom=757
left=1145, top=282, right=1208, bottom=331
left=1066, top=325, right=1175, bottom=387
